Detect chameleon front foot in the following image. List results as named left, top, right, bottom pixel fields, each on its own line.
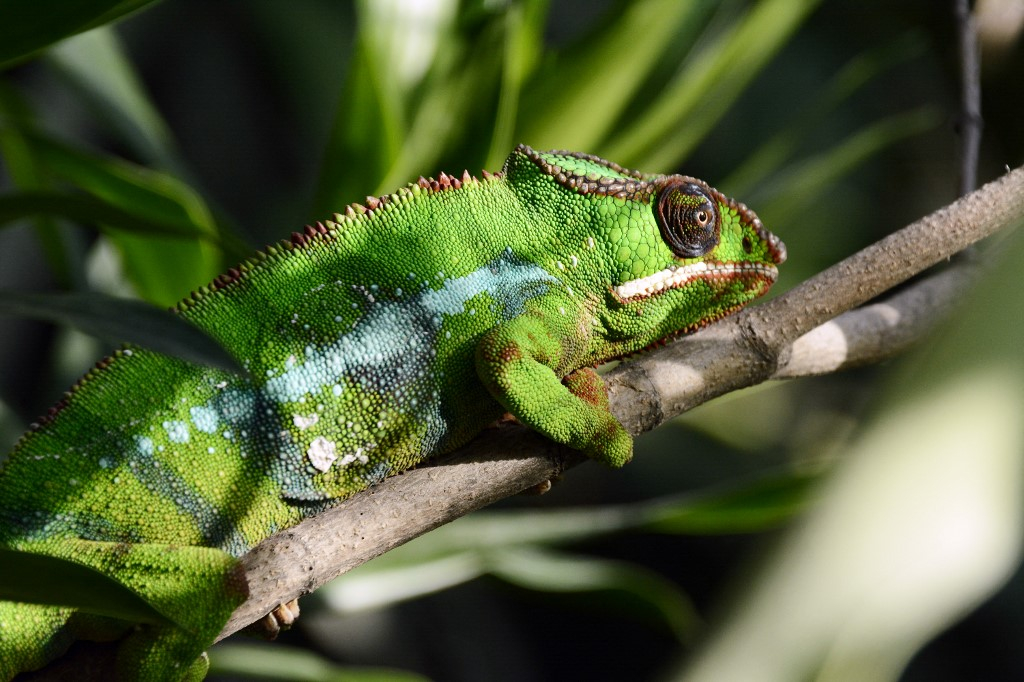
left=561, top=367, right=633, bottom=468
left=477, top=324, right=634, bottom=468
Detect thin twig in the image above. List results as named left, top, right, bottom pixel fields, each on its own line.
left=955, top=0, right=983, bottom=195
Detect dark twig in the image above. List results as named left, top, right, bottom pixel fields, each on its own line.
left=955, top=0, right=983, bottom=195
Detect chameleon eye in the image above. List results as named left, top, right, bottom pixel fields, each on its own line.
left=655, top=180, right=720, bottom=258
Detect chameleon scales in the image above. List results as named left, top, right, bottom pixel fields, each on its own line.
left=0, top=145, right=785, bottom=680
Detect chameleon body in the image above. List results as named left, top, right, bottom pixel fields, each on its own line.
left=0, top=145, right=784, bottom=680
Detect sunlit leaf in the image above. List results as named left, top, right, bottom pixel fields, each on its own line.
left=674, top=228, right=1024, bottom=681
left=483, top=0, right=547, bottom=168
left=313, top=0, right=422, bottom=211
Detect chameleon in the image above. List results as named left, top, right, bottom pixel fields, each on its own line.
left=0, top=145, right=785, bottom=680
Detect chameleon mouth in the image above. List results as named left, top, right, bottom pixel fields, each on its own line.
left=613, top=260, right=779, bottom=302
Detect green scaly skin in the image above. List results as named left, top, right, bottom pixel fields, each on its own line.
left=0, top=145, right=785, bottom=680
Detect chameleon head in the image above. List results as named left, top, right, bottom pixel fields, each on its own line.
left=507, top=145, right=785, bottom=345
left=611, top=174, right=786, bottom=306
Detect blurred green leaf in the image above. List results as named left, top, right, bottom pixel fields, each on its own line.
left=722, top=33, right=927, bottom=196
left=483, top=0, right=547, bottom=168
left=0, top=290, right=244, bottom=373
left=373, top=11, right=506, bottom=194
left=0, top=548, right=169, bottom=624
left=362, top=472, right=817, bottom=570
left=490, top=546, right=700, bottom=642
left=319, top=544, right=699, bottom=642
left=27, top=135, right=214, bottom=234
left=605, top=0, right=821, bottom=168
left=0, top=83, right=80, bottom=286
left=516, top=0, right=716, bottom=155
left=0, top=191, right=225, bottom=244
left=25, top=134, right=230, bottom=304
left=314, top=0, right=424, bottom=210
left=753, top=106, right=940, bottom=227
left=104, top=231, right=224, bottom=307
left=0, top=0, right=162, bottom=69
left=319, top=550, right=486, bottom=613
left=641, top=472, right=820, bottom=534
left=46, top=26, right=187, bottom=173
left=209, top=643, right=431, bottom=682
left=0, top=394, right=24, bottom=447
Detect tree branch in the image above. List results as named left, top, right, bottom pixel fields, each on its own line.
left=220, top=165, right=1024, bottom=641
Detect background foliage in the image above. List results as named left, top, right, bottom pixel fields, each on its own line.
left=1, top=0, right=1022, bottom=680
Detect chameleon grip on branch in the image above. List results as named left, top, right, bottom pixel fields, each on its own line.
left=0, top=145, right=785, bottom=680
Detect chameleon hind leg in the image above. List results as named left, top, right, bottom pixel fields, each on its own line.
left=8, top=539, right=247, bottom=681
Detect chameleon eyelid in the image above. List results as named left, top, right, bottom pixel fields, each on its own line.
left=654, top=178, right=721, bottom=258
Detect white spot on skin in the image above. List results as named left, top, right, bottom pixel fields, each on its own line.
left=293, top=413, right=320, bottom=430
left=587, top=237, right=595, bottom=249
left=338, top=448, right=371, bottom=467
left=308, top=437, right=338, bottom=472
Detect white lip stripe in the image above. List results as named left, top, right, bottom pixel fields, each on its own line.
left=613, top=261, right=778, bottom=301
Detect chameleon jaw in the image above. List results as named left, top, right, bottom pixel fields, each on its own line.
left=613, top=260, right=779, bottom=302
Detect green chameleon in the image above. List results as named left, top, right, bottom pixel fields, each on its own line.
left=0, top=145, right=784, bottom=680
